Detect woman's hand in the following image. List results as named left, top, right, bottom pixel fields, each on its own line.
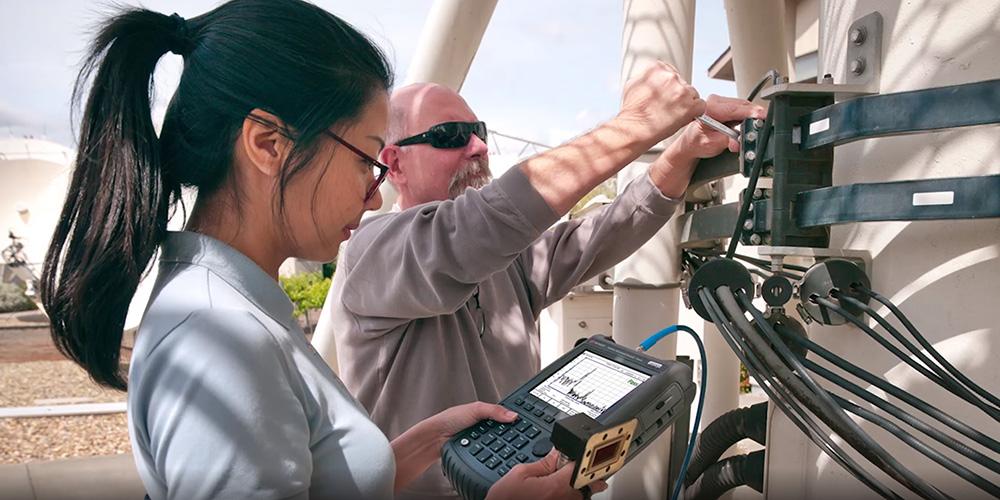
left=486, top=450, right=609, bottom=500
left=426, top=401, right=519, bottom=440
left=392, top=402, right=518, bottom=492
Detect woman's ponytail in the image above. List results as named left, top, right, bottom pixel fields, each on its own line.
left=41, top=10, right=191, bottom=390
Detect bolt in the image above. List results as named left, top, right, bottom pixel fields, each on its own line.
left=821, top=73, right=834, bottom=84
left=745, top=130, right=758, bottom=142
left=776, top=76, right=789, bottom=84
left=753, top=118, right=765, bottom=129
left=753, top=188, right=764, bottom=199
left=743, top=219, right=754, bottom=230
left=764, top=166, right=774, bottom=177
left=749, top=234, right=763, bottom=245
left=745, top=150, right=757, bottom=162
left=849, top=26, right=867, bottom=45
left=850, top=58, right=866, bottom=75
left=578, top=321, right=588, bottom=328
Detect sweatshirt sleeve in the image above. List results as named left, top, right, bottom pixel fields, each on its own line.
left=340, top=166, right=560, bottom=320
left=518, top=170, right=681, bottom=315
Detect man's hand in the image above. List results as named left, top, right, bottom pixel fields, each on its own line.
left=649, top=94, right=766, bottom=198
left=616, top=61, right=706, bottom=144
left=675, top=94, right=767, bottom=159
left=486, top=450, right=609, bottom=500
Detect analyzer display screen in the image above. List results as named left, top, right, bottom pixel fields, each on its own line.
left=529, top=350, right=650, bottom=419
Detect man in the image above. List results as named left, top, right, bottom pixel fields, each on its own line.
left=313, top=63, right=762, bottom=499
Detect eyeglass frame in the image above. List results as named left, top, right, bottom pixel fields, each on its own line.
left=245, top=113, right=388, bottom=203
left=394, top=121, right=488, bottom=149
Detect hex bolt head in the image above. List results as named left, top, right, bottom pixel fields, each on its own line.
left=749, top=234, right=763, bottom=245
left=753, top=118, right=765, bottom=129
left=745, top=150, right=757, bottom=162
left=743, top=219, right=755, bottom=231
left=849, top=27, right=867, bottom=45
left=745, top=131, right=758, bottom=142
left=850, top=58, right=866, bottom=75
left=753, top=188, right=764, bottom=199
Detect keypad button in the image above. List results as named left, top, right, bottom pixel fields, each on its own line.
left=485, top=420, right=497, bottom=427
left=496, top=424, right=510, bottom=435
left=490, top=440, right=505, bottom=452
left=512, top=437, right=529, bottom=449
left=469, top=431, right=481, bottom=440
left=516, top=453, right=530, bottom=463
left=476, top=449, right=492, bottom=462
left=503, top=432, right=518, bottom=443
left=499, top=446, right=515, bottom=459
left=497, top=465, right=511, bottom=477
left=526, top=427, right=541, bottom=439
left=470, top=444, right=483, bottom=456
left=543, top=415, right=555, bottom=424
left=515, top=421, right=531, bottom=432
left=485, top=456, right=502, bottom=470
left=482, top=433, right=498, bottom=446
left=531, top=439, right=553, bottom=457
left=506, top=460, right=519, bottom=470
left=532, top=409, right=544, bottom=417
left=523, top=403, right=535, bottom=411
left=514, top=398, right=524, bottom=406
left=460, top=438, right=470, bottom=447
left=475, top=423, right=489, bottom=434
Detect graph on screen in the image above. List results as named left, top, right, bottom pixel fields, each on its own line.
left=530, top=351, right=650, bottom=419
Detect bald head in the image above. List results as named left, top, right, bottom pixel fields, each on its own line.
left=380, top=83, right=491, bottom=208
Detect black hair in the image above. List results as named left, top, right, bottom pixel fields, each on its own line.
left=41, top=0, right=394, bottom=390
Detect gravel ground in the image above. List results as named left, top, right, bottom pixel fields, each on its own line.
left=1, top=360, right=129, bottom=464
left=0, top=413, right=130, bottom=464
left=0, top=360, right=125, bottom=407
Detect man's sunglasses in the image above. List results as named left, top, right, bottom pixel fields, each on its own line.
left=395, top=121, right=487, bottom=149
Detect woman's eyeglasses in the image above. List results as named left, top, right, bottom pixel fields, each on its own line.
left=395, top=121, right=487, bottom=149
left=323, top=130, right=388, bottom=202
left=245, top=114, right=389, bottom=203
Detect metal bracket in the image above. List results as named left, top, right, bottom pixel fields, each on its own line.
left=761, top=12, right=883, bottom=101
left=845, top=12, right=883, bottom=91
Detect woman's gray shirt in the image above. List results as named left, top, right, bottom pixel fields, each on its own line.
left=128, top=231, right=394, bottom=500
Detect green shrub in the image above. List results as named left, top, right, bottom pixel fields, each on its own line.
left=0, top=282, right=37, bottom=313
left=279, top=272, right=332, bottom=319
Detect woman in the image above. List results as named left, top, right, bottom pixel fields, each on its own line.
left=40, top=1, right=611, bottom=498
left=42, top=0, right=731, bottom=498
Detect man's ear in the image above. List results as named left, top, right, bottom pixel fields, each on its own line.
left=238, top=109, right=293, bottom=178
left=382, top=145, right=405, bottom=187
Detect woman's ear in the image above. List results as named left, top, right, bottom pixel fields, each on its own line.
left=239, top=109, right=293, bottom=177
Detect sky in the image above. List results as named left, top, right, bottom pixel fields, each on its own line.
left=0, top=0, right=735, bottom=152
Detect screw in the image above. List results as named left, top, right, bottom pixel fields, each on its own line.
left=749, top=234, right=762, bottom=245
left=849, top=27, right=867, bottom=45
left=753, top=118, right=765, bottom=129
left=743, top=219, right=754, bottom=230
left=578, top=321, right=588, bottom=328
left=776, top=76, right=789, bottom=84
left=753, top=188, right=764, bottom=199
left=745, top=150, right=757, bottom=162
left=850, top=58, right=866, bottom=75
left=745, top=130, right=758, bottom=142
